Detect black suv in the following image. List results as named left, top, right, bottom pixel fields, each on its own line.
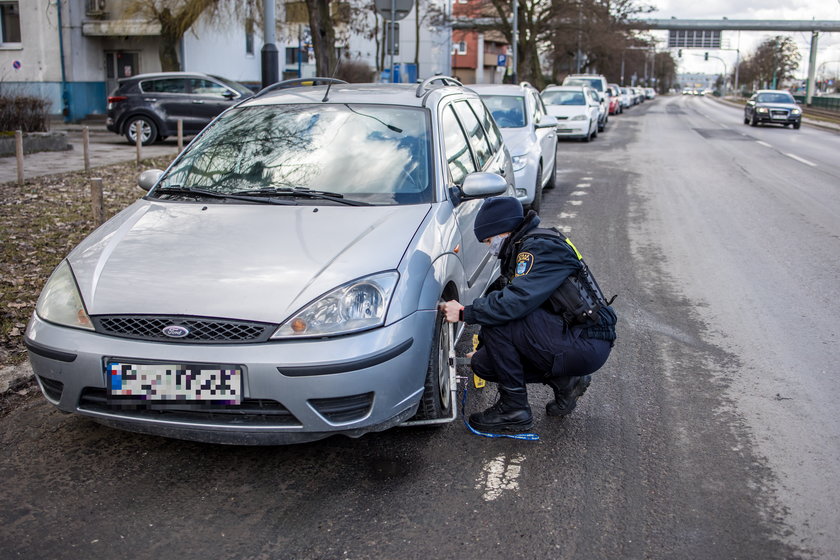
left=106, top=72, right=253, bottom=145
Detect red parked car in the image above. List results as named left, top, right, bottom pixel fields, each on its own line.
left=606, top=86, right=622, bottom=115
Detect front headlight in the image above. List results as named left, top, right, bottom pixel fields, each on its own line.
left=511, top=155, right=528, bottom=172
left=272, top=271, right=399, bottom=338
left=791, top=108, right=801, bottom=115
left=35, top=260, right=94, bottom=331
left=570, top=114, right=587, bottom=121
left=757, top=107, right=769, bottom=113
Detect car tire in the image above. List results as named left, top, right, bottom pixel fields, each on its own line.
left=413, top=311, right=453, bottom=420
left=750, top=114, right=758, bottom=127
left=125, top=117, right=158, bottom=146
left=530, top=165, right=543, bottom=215
left=793, top=122, right=801, bottom=130
left=744, top=116, right=750, bottom=124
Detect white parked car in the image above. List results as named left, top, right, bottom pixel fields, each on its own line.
left=562, top=74, right=609, bottom=131
left=470, top=83, right=558, bottom=214
left=541, top=85, right=601, bottom=142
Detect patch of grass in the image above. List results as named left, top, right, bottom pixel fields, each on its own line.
left=0, top=156, right=173, bottom=367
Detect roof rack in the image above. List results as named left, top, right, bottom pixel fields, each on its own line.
left=253, top=77, right=348, bottom=99
left=415, top=75, right=463, bottom=98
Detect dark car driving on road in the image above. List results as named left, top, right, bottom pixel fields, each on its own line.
left=744, top=90, right=802, bottom=129
left=106, top=71, right=254, bottom=145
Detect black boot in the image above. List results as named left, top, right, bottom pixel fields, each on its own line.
left=545, top=375, right=592, bottom=417
left=469, top=385, right=533, bottom=432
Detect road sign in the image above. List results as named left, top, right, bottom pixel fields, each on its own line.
left=668, top=29, right=721, bottom=48
left=497, top=54, right=507, bottom=67
left=374, top=0, right=412, bottom=21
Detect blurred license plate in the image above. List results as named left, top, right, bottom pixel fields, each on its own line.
left=107, top=362, right=242, bottom=403
left=771, top=113, right=787, bottom=119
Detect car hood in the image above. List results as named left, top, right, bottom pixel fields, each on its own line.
left=756, top=102, right=798, bottom=110
left=499, top=127, right=535, bottom=156
left=69, top=201, right=431, bottom=324
left=545, top=105, right=588, bottom=118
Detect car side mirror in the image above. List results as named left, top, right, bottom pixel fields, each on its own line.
left=536, top=115, right=558, bottom=129
left=138, top=169, right=164, bottom=191
left=460, top=172, right=509, bottom=199
left=223, top=91, right=236, bottom=100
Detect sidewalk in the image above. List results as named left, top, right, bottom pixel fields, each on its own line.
left=0, top=119, right=186, bottom=184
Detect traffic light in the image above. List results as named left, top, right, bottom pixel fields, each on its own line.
left=704, top=52, right=709, bottom=61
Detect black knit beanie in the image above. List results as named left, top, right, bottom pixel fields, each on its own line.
left=473, top=197, right=524, bottom=241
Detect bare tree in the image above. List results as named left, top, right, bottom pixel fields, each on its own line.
left=737, top=35, right=801, bottom=90
left=123, top=0, right=255, bottom=71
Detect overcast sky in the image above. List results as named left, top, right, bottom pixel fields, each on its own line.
left=646, top=0, right=840, bottom=79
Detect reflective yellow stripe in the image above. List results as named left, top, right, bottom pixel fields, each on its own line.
left=565, top=237, right=583, bottom=260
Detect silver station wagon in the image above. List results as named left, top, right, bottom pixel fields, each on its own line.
left=25, top=77, right=515, bottom=444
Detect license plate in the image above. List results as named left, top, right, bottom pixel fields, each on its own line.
left=771, top=113, right=787, bottom=119
left=107, top=362, right=242, bottom=404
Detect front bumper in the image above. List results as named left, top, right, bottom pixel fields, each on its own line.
left=555, top=121, right=589, bottom=139
left=25, top=310, right=437, bottom=445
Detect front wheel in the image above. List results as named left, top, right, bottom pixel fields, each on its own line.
left=793, top=122, right=801, bottom=130
left=750, top=114, right=758, bottom=127
left=125, top=117, right=158, bottom=146
left=413, top=312, right=453, bottom=420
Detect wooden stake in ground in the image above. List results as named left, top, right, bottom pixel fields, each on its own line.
left=15, top=130, right=24, bottom=186
left=90, top=177, right=104, bottom=226
left=82, top=126, right=90, bottom=173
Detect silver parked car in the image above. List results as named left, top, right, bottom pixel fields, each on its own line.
left=25, top=77, right=516, bottom=445
left=469, top=82, right=557, bottom=214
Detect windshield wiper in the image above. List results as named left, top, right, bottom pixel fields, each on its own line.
left=152, top=185, right=296, bottom=205
left=232, top=187, right=372, bottom=206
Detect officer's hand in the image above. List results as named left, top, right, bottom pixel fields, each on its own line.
left=438, top=300, right=464, bottom=323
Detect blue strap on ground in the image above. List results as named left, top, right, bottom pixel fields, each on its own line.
left=460, top=379, right=540, bottom=441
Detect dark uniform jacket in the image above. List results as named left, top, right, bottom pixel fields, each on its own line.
left=463, top=212, right=617, bottom=342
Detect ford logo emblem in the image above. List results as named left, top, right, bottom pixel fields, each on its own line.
left=162, top=325, right=190, bottom=338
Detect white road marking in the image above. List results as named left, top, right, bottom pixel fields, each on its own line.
left=569, top=200, right=583, bottom=206
left=570, top=191, right=588, bottom=196
left=784, top=153, right=817, bottom=167
left=581, top=176, right=593, bottom=180
left=475, top=454, right=525, bottom=501
left=576, top=183, right=591, bottom=188
left=756, top=140, right=773, bottom=148
left=558, top=212, right=577, bottom=219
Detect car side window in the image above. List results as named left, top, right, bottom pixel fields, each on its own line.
left=467, top=98, right=502, bottom=152
left=530, top=91, right=547, bottom=123
left=141, top=78, right=188, bottom=94
left=442, top=105, right=477, bottom=186
left=189, top=79, right=234, bottom=98
left=453, top=101, right=492, bottom=169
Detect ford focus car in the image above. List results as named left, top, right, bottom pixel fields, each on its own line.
left=26, top=77, right=515, bottom=445
left=744, top=89, right=802, bottom=129
left=541, top=85, right=600, bottom=142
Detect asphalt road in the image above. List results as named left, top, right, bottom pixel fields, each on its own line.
left=2, top=95, right=839, bottom=559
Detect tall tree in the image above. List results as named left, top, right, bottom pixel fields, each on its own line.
left=123, top=0, right=252, bottom=71
left=737, top=35, right=801, bottom=90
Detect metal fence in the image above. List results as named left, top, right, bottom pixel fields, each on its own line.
left=793, top=95, right=840, bottom=111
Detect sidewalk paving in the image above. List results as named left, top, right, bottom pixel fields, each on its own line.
left=0, top=120, right=186, bottom=184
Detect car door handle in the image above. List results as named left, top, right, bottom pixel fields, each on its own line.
left=192, top=100, right=205, bottom=104
left=143, top=98, right=157, bottom=102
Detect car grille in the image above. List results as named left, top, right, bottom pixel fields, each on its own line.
left=78, top=388, right=301, bottom=426
left=92, top=315, right=275, bottom=344
left=770, top=109, right=789, bottom=118
left=308, top=392, right=374, bottom=423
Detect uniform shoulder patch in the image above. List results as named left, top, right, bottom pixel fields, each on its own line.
left=515, top=252, right=534, bottom=277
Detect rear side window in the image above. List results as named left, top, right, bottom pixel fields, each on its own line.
left=442, top=105, right=476, bottom=186
left=189, top=79, right=232, bottom=97
left=141, top=79, right=188, bottom=94
left=468, top=98, right=502, bottom=150
left=453, top=101, right=492, bottom=169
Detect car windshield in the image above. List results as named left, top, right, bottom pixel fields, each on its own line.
left=154, top=103, right=433, bottom=205
left=756, top=92, right=795, bottom=104
left=542, top=90, right=585, bottom=106
left=480, top=95, right=526, bottom=128
left=566, top=78, right=603, bottom=91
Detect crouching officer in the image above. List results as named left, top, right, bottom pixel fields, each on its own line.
left=439, top=197, right=617, bottom=432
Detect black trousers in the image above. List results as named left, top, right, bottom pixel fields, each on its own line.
left=471, top=307, right=612, bottom=391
